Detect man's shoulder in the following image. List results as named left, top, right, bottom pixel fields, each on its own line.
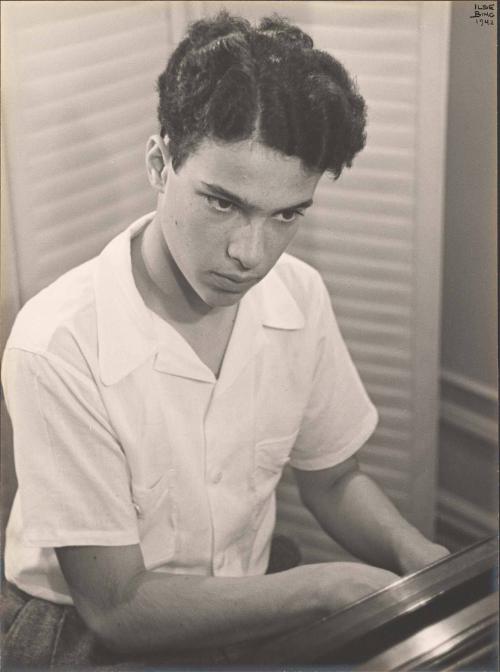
left=6, top=258, right=97, bottom=356
left=5, top=215, right=141, bottom=356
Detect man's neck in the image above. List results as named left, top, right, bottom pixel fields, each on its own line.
left=131, top=221, right=239, bottom=377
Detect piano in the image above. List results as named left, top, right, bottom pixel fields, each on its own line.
left=243, top=536, right=498, bottom=670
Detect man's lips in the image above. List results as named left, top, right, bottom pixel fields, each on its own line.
left=210, top=271, right=260, bottom=291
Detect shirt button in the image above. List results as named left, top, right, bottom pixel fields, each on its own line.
left=211, top=471, right=223, bottom=484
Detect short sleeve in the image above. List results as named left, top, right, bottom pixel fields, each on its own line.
left=289, top=278, right=378, bottom=471
left=2, top=348, right=140, bottom=547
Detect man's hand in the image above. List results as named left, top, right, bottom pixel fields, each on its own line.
left=303, top=561, right=400, bottom=614
left=393, top=534, right=450, bottom=575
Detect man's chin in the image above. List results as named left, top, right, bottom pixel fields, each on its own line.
left=203, top=292, right=244, bottom=309
left=178, top=275, right=244, bottom=311
left=199, top=285, right=250, bottom=309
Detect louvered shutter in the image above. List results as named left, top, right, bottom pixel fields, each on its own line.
left=1, top=1, right=172, bottom=303
left=189, top=0, right=450, bottom=562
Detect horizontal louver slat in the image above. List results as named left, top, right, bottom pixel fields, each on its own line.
left=30, top=119, right=155, bottom=170
left=17, top=3, right=164, bottom=49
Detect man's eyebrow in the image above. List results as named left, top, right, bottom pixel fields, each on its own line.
left=200, top=182, right=314, bottom=213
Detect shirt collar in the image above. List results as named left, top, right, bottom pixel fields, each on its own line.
left=94, top=213, right=157, bottom=386
left=94, top=215, right=305, bottom=386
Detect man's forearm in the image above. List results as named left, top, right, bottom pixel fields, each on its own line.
left=89, top=566, right=321, bottom=654
left=301, top=468, right=444, bottom=575
left=82, top=560, right=400, bottom=656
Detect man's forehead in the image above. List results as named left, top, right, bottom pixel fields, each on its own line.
left=185, top=138, right=321, bottom=203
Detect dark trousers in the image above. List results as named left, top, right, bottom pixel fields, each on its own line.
left=1, top=536, right=301, bottom=669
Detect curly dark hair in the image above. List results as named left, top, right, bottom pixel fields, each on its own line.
left=157, top=11, right=367, bottom=179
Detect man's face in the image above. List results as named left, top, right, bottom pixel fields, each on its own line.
left=158, top=138, right=322, bottom=308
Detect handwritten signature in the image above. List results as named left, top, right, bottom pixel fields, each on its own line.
left=469, top=2, right=495, bottom=26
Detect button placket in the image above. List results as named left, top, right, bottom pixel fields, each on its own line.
left=204, top=402, right=222, bottom=574
left=204, top=357, right=257, bottom=577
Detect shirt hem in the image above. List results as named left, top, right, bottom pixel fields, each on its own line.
left=5, top=576, right=74, bottom=605
left=289, top=406, right=378, bottom=471
left=23, top=531, right=140, bottom=548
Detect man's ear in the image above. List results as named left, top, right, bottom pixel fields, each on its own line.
left=145, top=135, right=170, bottom=192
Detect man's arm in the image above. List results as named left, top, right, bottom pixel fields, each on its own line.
left=294, top=456, right=449, bottom=576
left=56, top=543, right=399, bottom=656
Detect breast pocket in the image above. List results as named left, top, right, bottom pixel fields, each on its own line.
left=131, top=468, right=177, bottom=569
left=251, top=430, right=298, bottom=530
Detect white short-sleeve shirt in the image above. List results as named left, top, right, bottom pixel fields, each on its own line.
left=2, top=213, right=378, bottom=604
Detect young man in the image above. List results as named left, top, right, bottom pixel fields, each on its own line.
left=1, top=11, right=448, bottom=668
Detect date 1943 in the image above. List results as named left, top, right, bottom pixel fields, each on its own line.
left=469, top=2, right=495, bottom=26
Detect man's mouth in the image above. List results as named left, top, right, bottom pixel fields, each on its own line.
left=210, top=271, right=259, bottom=292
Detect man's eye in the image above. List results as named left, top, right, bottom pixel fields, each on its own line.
left=275, top=210, right=304, bottom=223
left=206, top=196, right=234, bottom=213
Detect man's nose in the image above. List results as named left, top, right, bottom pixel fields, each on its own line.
left=227, top=218, right=266, bottom=270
